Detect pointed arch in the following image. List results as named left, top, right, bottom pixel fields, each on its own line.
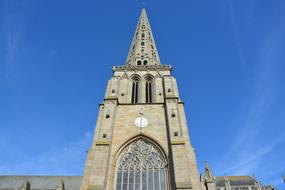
left=114, top=135, right=168, bottom=161
left=130, top=74, right=141, bottom=81
left=130, top=74, right=141, bottom=103
left=144, top=74, right=154, bottom=103
left=114, top=135, right=169, bottom=190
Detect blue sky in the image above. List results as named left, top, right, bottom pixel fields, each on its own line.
left=0, top=0, right=285, bottom=188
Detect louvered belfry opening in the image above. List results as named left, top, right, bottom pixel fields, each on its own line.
left=145, top=75, right=154, bottom=103
left=131, top=75, right=141, bottom=103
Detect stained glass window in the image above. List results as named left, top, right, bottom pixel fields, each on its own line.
left=115, top=139, right=168, bottom=190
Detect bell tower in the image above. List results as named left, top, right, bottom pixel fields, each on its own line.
left=81, top=8, right=202, bottom=190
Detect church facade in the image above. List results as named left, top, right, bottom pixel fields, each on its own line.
left=0, top=8, right=278, bottom=190
left=80, top=8, right=201, bottom=190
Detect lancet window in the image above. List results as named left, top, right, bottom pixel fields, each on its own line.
left=115, top=139, right=168, bottom=190
left=131, top=75, right=140, bottom=103
left=145, top=75, right=154, bottom=103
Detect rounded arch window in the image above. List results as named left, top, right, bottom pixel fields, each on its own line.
left=115, top=139, right=168, bottom=190
left=137, top=60, right=142, bottom=65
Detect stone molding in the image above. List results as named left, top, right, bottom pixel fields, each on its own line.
left=87, top=185, right=104, bottom=190
left=176, top=182, right=193, bottom=189
left=171, top=138, right=186, bottom=145
left=112, top=64, right=172, bottom=72
left=95, top=140, right=111, bottom=146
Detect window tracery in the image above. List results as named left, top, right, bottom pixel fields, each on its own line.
left=115, top=139, right=168, bottom=190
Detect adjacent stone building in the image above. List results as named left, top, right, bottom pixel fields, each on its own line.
left=0, top=176, right=81, bottom=190
left=200, top=164, right=276, bottom=190
left=0, top=8, right=278, bottom=190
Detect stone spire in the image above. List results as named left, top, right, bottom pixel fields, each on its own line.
left=125, top=8, right=161, bottom=66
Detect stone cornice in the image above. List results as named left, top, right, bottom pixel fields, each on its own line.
left=112, top=64, right=172, bottom=72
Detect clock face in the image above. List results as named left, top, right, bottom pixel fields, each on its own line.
left=135, top=117, right=148, bottom=128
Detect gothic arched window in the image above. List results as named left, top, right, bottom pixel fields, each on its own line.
left=115, top=139, right=168, bottom=190
left=145, top=75, right=154, bottom=103
left=131, top=75, right=140, bottom=103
